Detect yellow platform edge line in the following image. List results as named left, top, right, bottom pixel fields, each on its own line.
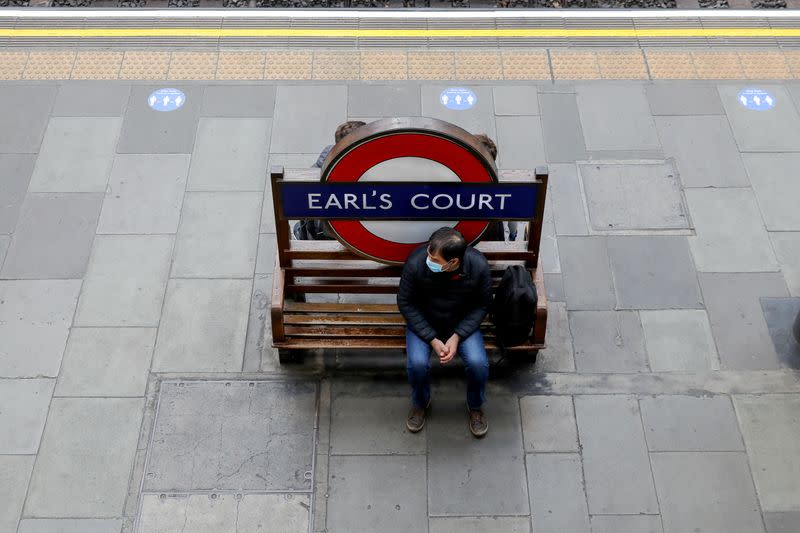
left=3, top=27, right=800, bottom=38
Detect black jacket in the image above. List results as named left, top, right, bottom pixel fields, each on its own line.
left=397, top=245, right=492, bottom=343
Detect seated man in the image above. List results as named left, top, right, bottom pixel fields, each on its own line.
left=293, top=120, right=367, bottom=240
left=398, top=227, right=491, bottom=438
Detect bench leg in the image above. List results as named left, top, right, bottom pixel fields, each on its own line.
left=278, top=349, right=305, bottom=365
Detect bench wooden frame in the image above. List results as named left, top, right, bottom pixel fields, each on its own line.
left=270, top=166, right=549, bottom=364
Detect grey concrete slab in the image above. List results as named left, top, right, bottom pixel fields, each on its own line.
left=29, top=117, right=120, bottom=193
left=172, top=192, right=261, bottom=278
left=548, top=163, right=588, bottom=236
left=328, top=455, right=427, bottom=533
left=117, top=86, right=201, bottom=154
left=0, top=85, right=57, bottom=153
left=559, top=236, right=615, bottom=310
left=56, top=328, right=155, bottom=397
left=579, top=161, right=688, bottom=232
left=771, top=233, right=800, bottom=296
left=430, top=516, right=531, bottom=533
left=640, top=310, right=719, bottom=372
left=268, top=152, right=322, bottom=170
left=608, top=236, right=703, bottom=310
left=735, top=395, right=800, bottom=511
left=201, top=84, right=276, bottom=117
left=97, top=154, right=190, bottom=235
left=428, top=394, right=529, bottom=516
left=255, top=234, right=276, bottom=275
left=520, top=395, right=578, bottom=452
left=25, top=397, right=143, bottom=517
left=261, top=172, right=276, bottom=233
left=570, top=311, right=648, bottom=373
left=761, top=298, right=800, bottom=369
left=655, top=116, right=748, bottom=188
left=187, top=118, right=271, bottom=192
left=591, top=515, right=664, bottom=533
left=540, top=92, right=588, bottom=163
left=0, top=154, right=35, bottom=234
left=495, top=116, right=545, bottom=170
left=687, top=188, right=777, bottom=273
left=0, top=456, right=35, bottom=533
left=138, top=493, right=308, bottom=533
left=719, top=85, right=800, bottom=152
left=699, top=273, right=788, bottom=370
left=493, top=85, right=539, bottom=115
left=651, top=452, right=765, bottom=533
left=53, top=83, right=130, bottom=117
left=0, top=379, right=54, bottom=453
left=527, top=453, right=590, bottom=533
left=421, top=85, right=496, bottom=139
left=640, top=395, right=744, bottom=451
left=75, top=235, right=173, bottom=327
left=0, top=235, right=8, bottom=268
left=271, top=85, right=347, bottom=153
left=574, top=395, right=658, bottom=514
left=0, top=280, right=80, bottom=377
left=743, top=153, right=800, bottom=231
left=540, top=194, right=560, bottom=274
left=1, top=193, right=103, bottom=279
left=152, top=279, right=250, bottom=372
left=765, top=512, right=800, bottom=533
left=647, top=84, right=724, bottom=116
left=145, top=381, right=316, bottom=491
left=348, top=84, right=420, bottom=117
left=18, top=519, right=122, bottom=533
left=534, top=302, right=575, bottom=372
left=331, top=393, right=426, bottom=455
left=544, top=273, right=565, bottom=302
left=577, top=84, right=660, bottom=152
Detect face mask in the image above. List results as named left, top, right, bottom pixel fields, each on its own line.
left=426, top=256, right=445, bottom=273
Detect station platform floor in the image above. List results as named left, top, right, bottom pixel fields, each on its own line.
left=2, top=16, right=800, bottom=532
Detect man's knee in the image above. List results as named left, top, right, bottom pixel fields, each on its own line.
left=407, top=355, right=430, bottom=376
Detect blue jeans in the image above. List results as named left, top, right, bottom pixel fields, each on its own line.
left=406, top=328, right=489, bottom=411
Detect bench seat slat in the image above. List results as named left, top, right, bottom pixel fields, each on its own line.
left=285, top=302, right=398, bottom=313
left=284, top=313, right=406, bottom=325
left=274, top=337, right=542, bottom=350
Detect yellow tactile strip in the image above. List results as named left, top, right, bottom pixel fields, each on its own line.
left=4, top=48, right=800, bottom=81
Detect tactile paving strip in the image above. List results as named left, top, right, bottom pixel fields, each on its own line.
left=691, top=51, right=744, bottom=80
left=597, top=50, right=649, bottom=80
left=360, top=51, right=407, bottom=80
left=168, top=51, right=219, bottom=80
left=119, top=51, right=171, bottom=80
left=644, top=50, right=698, bottom=79
left=784, top=51, right=800, bottom=79
left=23, top=51, right=75, bottom=80
left=455, top=51, right=503, bottom=80
left=408, top=51, right=456, bottom=80
left=738, top=51, right=792, bottom=80
left=216, top=51, right=265, bottom=80
left=501, top=51, right=550, bottom=80
left=0, top=51, right=29, bottom=80
left=550, top=51, right=600, bottom=80
left=313, top=51, right=360, bottom=80
left=264, top=51, right=313, bottom=80
left=71, top=51, right=123, bottom=80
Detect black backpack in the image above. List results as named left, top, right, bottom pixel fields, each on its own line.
left=491, top=265, right=538, bottom=347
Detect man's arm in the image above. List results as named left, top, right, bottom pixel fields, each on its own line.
left=397, top=261, right=437, bottom=343
left=453, top=257, right=492, bottom=339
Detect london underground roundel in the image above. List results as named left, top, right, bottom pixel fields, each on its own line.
left=320, top=117, right=498, bottom=264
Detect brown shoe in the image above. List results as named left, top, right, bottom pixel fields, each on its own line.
left=406, top=400, right=431, bottom=433
left=469, top=409, right=488, bottom=438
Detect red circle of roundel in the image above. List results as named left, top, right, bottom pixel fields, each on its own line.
left=324, top=132, right=495, bottom=264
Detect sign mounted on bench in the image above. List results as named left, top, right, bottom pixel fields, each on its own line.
left=273, top=117, right=547, bottom=264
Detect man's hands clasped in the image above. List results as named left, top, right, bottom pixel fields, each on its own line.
left=431, top=334, right=460, bottom=364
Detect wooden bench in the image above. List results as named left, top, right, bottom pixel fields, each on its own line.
left=269, top=167, right=549, bottom=364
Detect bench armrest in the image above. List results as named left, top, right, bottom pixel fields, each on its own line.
left=271, top=255, right=286, bottom=342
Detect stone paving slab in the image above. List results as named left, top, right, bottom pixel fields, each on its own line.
left=577, top=84, right=660, bottom=152
left=640, top=310, right=719, bottom=372
left=770, top=233, right=800, bottom=296
left=421, top=85, right=496, bottom=139
left=590, top=515, right=664, bottom=533
left=539, top=91, right=588, bottom=163
left=646, top=84, right=724, bottom=116
left=495, top=116, right=545, bottom=170
left=639, top=395, right=744, bottom=451
left=52, top=83, right=130, bottom=117
left=734, top=395, right=800, bottom=512
left=0, top=280, right=81, bottom=378
left=56, top=328, right=155, bottom=397
left=255, top=234, right=276, bottom=275
left=1, top=193, right=103, bottom=280
left=570, top=311, right=648, bottom=373
left=271, top=85, right=347, bottom=153
left=348, top=84, right=419, bottom=118
left=17, top=519, right=123, bottom=533
left=201, top=85, right=276, bottom=118
left=559, top=236, right=615, bottom=311
left=761, top=298, right=800, bottom=369
left=429, top=516, right=531, bottom=533
left=29, top=117, right=120, bottom=193
left=687, top=188, right=778, bottom=273
left=0, top=153, right=36, bottom=234
left=327, top=455, right=427, bottom=533
left=719, top=84, right=800, bottom=152
left=0, top=378, right=53, bottom=454
left=519, top=395, right=578, bottom=452
left=117, top=86, right=201, bottom=154
left=137, top=493, right=308, bottom=533
left=187, top=118, right=271, bottom=192
left=574, top=395, right=658, bottom=514
left=493, top=85, right=539, bottom=116
left=75, top=235, right=173, bottom=327
left=144, top=381, right=317, bottom=492
left=244, top=274, right=271, bottom=373
left=534, top=302, right=575, bottom=372
left=97, top=154, right=190, bottom=235
left=25, top=397, right=143, bottom=517
left=0, top=235, right=9, bottom=267
left=764, top=512, right=800, bottom=533
left=743, top=153, right=800, bottom=232
left=548, top=163, right=588, bottom=236
left=526, top=453, right=590, bottom=533
left=0, top=85, right=57, bottom=153
left=0, top=456, right=36, bottom=533
left=651, top=452, right=765, bottom=533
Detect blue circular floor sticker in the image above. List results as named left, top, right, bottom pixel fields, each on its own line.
left=738, top=88, right=775, bottom=111
left=440, top=87, right=476, bottom=110
left=148, top=88, right=186, bottom=112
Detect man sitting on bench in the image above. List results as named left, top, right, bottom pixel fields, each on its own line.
left=398, top=227, right=492, bottom=438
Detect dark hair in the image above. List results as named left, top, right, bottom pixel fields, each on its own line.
left=335, top=121, right=367, bottom=143
left=428, top=227, right=467, bottom=261
left=474, top=133, right=498, bottom=161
